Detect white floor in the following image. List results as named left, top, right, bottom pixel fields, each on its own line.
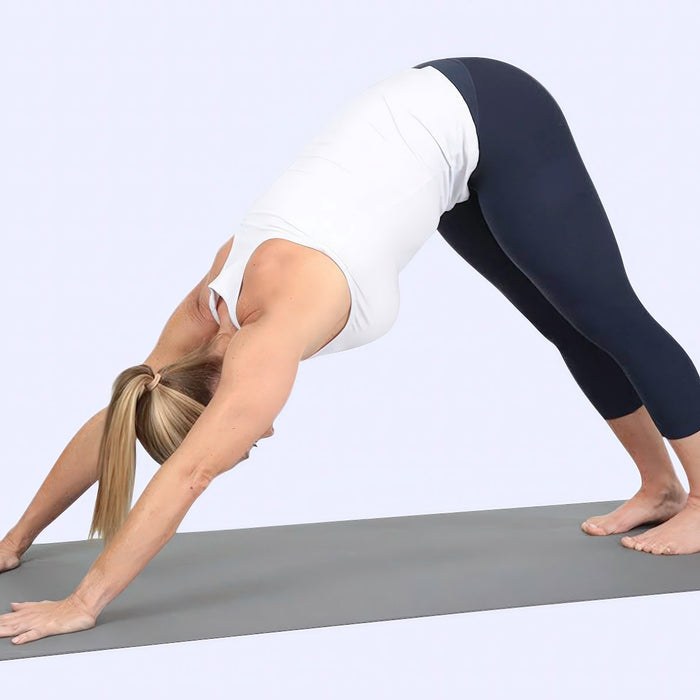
left=3, top=591, right=698, bottom=699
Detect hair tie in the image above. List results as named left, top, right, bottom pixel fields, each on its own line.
left=146, top=373, right=162, bottom=391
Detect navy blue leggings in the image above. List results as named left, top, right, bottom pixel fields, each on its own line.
left=413, top=56, right=700, bottom=440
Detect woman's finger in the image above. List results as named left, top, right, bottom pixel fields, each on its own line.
left=13, top=628, right=44, bottom=644
left=0, top=611, right=24, bottom=630
left=0, top=600, right=36, bottom=627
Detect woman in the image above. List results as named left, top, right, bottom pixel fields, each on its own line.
left=2, top=55, right=700, bottom=645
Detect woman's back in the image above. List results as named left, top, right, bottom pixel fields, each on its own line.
left=208, top=64, right=479, bottom=358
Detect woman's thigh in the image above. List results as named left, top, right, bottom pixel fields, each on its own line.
left=438, top=188, right=602, bottom=344
left=459, top=57, right=640, bottom=343
left=437, top=187, right=644, bottom=420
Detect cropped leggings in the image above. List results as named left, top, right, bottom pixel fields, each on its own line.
left=413, top=56, right=700, bottom=440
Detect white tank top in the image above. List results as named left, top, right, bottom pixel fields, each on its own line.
left=208, top=65, right=479, bottom=358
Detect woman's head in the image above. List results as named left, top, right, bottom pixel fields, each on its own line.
left=88, top=334, right=225, bottom=548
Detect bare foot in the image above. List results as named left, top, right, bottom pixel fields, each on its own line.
left=621, top=495, right=700, bottom=554
left=581, top=482, right=687, bottom=536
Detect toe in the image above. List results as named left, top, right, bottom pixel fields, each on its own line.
left=582, top=521, right=605, bottom=535
left=649, top=541, right=664, bottom=555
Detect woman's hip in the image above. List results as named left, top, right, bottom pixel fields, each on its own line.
left=414, top=56, right=577, bottom=186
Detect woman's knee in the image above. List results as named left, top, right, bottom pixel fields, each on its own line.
left=561, top=291, right=649, bottom=357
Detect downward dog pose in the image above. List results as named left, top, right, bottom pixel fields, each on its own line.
left=3, top=56, right=700, bottom=645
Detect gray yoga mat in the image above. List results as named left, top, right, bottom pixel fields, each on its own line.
left=2, top=499, right=700, bottom=661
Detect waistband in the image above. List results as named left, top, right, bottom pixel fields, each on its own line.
left=412, top=58, right=480, bottom=131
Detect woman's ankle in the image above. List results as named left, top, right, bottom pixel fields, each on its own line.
left=639, top=477, right=686, bottom=498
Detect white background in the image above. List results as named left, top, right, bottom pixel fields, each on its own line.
left=2, top=0, right=700, bottom=696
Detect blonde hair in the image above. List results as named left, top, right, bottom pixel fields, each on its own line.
left=88, top=335, right=223, bottom=548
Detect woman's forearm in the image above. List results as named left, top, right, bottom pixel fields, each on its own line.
left=67, top=390, right=265, bottom=619
left=70, top=457, right=207, bottom=619
left=4, top=407, right=108, bottom=556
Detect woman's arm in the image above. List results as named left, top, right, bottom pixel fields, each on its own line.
left=3, top=407, right=107, bottom=557
left=2, top=277, right=216, bottom=559
left=70, top=312, right=308, bottom=619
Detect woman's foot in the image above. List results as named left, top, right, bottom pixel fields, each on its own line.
left=620, top=495, right=700, bottom=554
left=581, top=482, right=688, bottom=536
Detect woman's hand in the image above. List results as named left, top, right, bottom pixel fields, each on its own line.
left=0, top=596, right=96, bottom=645
left=0, top=538, right=22, bottom=574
